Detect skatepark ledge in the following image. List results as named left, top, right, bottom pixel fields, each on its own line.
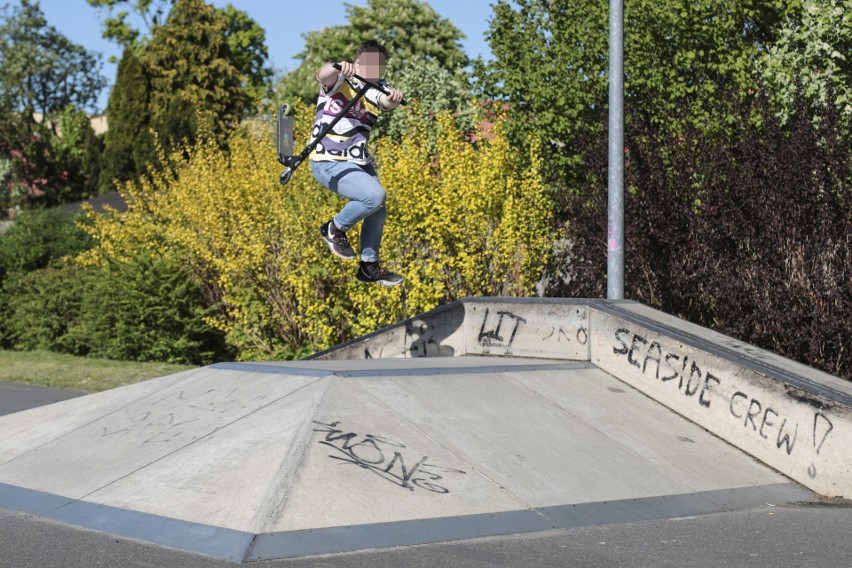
left=311, top=297, right=852, bottom=500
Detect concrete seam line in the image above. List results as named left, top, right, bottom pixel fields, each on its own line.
left=213, top=362, right=595, bottom=378
left=209, top=362, right=336, bottom=377
left=52, top=376, right=331, bottom=509
left=242, top=533, right=260, bottom=563
left=463, top=296, right=592, bottom=306
left=336, top=362, right=595, bottom=377
left=248, top=375, right=333, bottom=533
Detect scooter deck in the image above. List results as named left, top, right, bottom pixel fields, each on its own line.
left=277, top=104, right=294, bottom=165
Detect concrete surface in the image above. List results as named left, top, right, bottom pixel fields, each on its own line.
left=0, top=297, right=848, bottom=563
left=314, top=298, right=852, bottom=500
left=589, top=303, right=852, bottom=499
left=0, top=357, right=814, bottom=561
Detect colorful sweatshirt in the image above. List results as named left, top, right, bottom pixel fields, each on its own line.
left=309, top=74, right=389, bottom=165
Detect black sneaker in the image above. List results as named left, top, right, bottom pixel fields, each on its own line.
left=320, top=220, right=356, bottom=260
left=356, top=260, right=404, bottom=287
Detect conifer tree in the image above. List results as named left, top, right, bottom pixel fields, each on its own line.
left=141, top=0, right=249, bottom=151
left=99, top=47, right=152, bottom=192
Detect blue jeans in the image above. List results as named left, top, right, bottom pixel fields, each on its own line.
left=310, top=160, right=387, bottom=262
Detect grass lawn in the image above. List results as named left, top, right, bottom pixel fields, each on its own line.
left=0, top=350, right=196, bottom=393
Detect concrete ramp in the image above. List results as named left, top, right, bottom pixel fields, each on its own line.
left=1, top=297, right=846, bottom=562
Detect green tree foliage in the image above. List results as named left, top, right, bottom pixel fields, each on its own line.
left=0, top=0, right=106, bottom=116
left=0, top=112, right=54, bottom=209
left=0, top=107, right=102, bottom=209
left=88, top=0, right=272, bottom=105
left=85, top=0, right=172, bottom=54
left=347, top=0, right=467, bottom=69
left=140, top=0, right=250, bottom=151
left=274, top=25, right=356, bottom=107
left=93, top=1, right=271, bottom=191
left=99, top=48, right=154, bottom=192
left=476, top=0, right=796, bottom=184
left=0, top=1, right=106, bottom=210
left=372, top=58, right=475, bottom=145
left=0, top=156, right=12, bottom=212
left=758, top=0, right=852, bottom=124
left=53, top=105, right=104, bottom=199
left=275, top=0, right=468, bottom=105
left=220, top=4, right=273, bottom=108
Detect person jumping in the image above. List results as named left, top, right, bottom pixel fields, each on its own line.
left=310, top=40, right=404, bottom=287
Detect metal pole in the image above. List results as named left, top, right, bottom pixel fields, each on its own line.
left=608, top=0, right=625, bottom=300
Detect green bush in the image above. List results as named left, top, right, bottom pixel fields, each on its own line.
left=0, top=209, right=94, bottom=351
left=1, top=263, right=88, bottom=354
left=0, top=206, right=229, bottom=364
left=1, top=244, right=231, bottom=365
left=0, top=208, right=93, bottom=279
left=74, top=250, right=232, bottom=365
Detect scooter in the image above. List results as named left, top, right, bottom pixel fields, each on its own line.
left=276, top=62, right=406, bottom=185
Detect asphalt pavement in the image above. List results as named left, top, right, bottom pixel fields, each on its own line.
left=0, top=380, right=85, bottom=417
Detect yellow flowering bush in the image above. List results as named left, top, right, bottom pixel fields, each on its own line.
left=79, top=102, right=560, bottom=359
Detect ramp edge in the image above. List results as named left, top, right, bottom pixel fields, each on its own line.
left=0, top=481, right=811, bottom=563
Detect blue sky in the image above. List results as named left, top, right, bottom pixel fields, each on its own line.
left=35, top=0, right=496, bottom=113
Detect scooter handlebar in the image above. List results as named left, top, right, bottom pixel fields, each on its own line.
left=332, top=62, right=406, bottom=106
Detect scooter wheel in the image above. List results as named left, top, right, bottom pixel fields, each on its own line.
left=280, top=104, right=292, bottom=116
left=279, top=167, right=293, bottom=185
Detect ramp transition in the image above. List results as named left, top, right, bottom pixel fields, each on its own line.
left=0, top=298, right=847, bottom=562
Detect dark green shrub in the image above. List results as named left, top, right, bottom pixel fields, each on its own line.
left=1, top=233, right=232, bottom=364
left=1, top=263, right=89, bottom=354
left=75, top=250, right=232, bottom=365
left=0, top=209, right=94, bottom=350
left=0, top=208, right=93, bottom=279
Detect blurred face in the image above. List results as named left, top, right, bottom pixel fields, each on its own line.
left=356, top=50, right=386, bottom=81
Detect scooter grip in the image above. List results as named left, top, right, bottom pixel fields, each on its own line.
left=331, top=62, right=406, bottom=106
